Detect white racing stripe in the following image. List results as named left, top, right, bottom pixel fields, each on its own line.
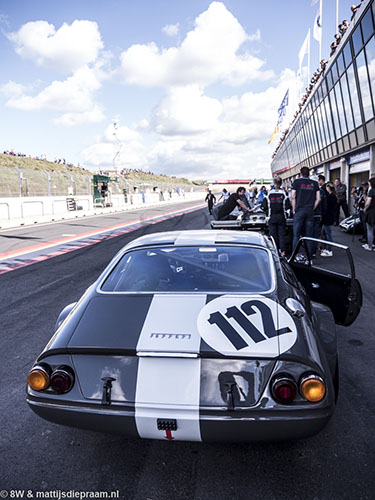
left=135, top=294, right=206, bottom=441
left=136, top=294, right=206, bottom=353
left=135, top=358, right=202, bottom=441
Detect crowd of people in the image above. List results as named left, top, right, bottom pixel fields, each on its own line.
left=272, top=1, right=366, bottom=160
left=2, top=149, right=81, bottom=169
left=3, top=149, right=27, bottom=158
left=120, top=167, right=171, bottom=178
left=206, top=166, right=375, bottom=257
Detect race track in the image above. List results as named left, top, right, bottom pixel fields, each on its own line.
left=1, top=203, right=374, bottom=500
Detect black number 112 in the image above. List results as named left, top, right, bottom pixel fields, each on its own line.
left=208, top=300, right=291, bottom=351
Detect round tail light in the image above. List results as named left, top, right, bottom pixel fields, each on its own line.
left=50, top=367, right=74, bottom=394
left=271, top=376, right=297, bottom=404
left=300, top=375, right=326, bottom=402
left=28, top=365, right=50, bottom=391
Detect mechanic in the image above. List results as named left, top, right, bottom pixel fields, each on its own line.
left=291, top=166, right=320, bottom=253
left=218, top=188, right=230, bottom=202
left=262, top=177, right=287, bottom=256
left=217, top=186, right=252, bottom=220
left=311, top=174, right=328, bottom=256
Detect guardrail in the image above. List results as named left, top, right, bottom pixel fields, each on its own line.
left=0, top=191, right=205, bottom=229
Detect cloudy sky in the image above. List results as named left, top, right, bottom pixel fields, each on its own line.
left=0, top=0, right=356, bottom=180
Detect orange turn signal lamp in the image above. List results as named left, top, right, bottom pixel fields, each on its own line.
left=271, top=373, right=326, bottom=404
left=300, top=374, right=326, bottom=402
left=28, top=364, right=74, bottom=394
left=28, top=365, right=50, bottom=391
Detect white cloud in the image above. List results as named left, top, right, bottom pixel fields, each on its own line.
left=143, top=69, right=296, bottom=179
left=162, top=23, right=179, bottom=37
left=0, top=80, right=28, bottom=98
left=248, top=29, right=261, bottom=42
left=3, top=19, right=110, bottom=126
left=0, top=14, right=10, bottom=28
left=150, top=85, right=222, bottom=135
left=4, top=66, right=99, bottom=111
left=120, top=1, right=271, bottom=88
left=81, top=69, right=296, bottom=179
left=53, top=105, right=105, bottom=126
left=7, top=20, right=104, bottom=73
left=81, top=123, right=146, bottom=168
left=3, top=66, right=105, bottom=126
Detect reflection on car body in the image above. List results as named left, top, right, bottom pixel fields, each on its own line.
left=26, top=230, right=362, bottom=442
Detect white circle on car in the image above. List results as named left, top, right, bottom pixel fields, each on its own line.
left=197, top=295, right=297, bottom=358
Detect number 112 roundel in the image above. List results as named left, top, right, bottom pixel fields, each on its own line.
left=197, top=296, right=297, bottom=358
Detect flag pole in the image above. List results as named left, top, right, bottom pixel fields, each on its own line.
left=336, top=0, right=339, bottom=33
left=320, top=0, right=323, bottom=61
left=308, top=28, right=311, bottom=89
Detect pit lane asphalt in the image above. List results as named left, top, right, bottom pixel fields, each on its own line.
left=0, top=206, right=374, bottom=500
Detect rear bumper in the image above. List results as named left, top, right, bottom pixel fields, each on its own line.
left=27, top=398, right=333, bottom=442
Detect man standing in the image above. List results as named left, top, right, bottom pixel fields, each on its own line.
left=218, top=188, right=230, bottom=202
left=311, top=174, right=328, bottom=255
left=205, top=190, right=216, bottom=215
left=263, top=177, right=287, bottom=256
left=334, top=177, right=349, bottom=225
left=217, top=186, right=252, bottom=220
left=291, top=166, right=320, bottom=252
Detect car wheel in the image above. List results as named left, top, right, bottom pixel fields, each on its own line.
left=333, top=357, right=339, bottom=403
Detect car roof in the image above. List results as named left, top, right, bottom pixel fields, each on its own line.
left=124, top=230, right=269, bottom=250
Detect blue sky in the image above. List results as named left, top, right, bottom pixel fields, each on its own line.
left=0, top=0, right=357, bottom=179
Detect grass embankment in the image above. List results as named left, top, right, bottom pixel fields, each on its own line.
left=0, top=153, right=193, bottom=185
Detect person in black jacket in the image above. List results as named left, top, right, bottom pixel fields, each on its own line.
left=312, top=175, right=327, bottom=256
left=205, top=190, right=216, bottom=215
left=321, top=182, right=338, bottom=257
left=263, top=177, right=287, bottom=256
left=217, top=186, right=252, bottom=220
left=291, top=166, right=321, bottom=252
left=334, top=178, right=349, bottom=225
left=362, top=177, right=375, bottom=251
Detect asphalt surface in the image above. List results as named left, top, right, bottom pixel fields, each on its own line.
left=0, top=205, right=374, bottom=500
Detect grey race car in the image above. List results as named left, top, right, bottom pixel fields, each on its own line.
left=26, top=230, right=362, bottom=442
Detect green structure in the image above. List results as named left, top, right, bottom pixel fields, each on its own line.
left=93, top=174, right=118, bottom=207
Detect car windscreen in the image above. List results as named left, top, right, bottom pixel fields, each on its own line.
left=101, top=246, right=273, bottom=293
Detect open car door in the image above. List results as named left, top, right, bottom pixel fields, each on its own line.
left=289, top=237, right=362, bottom=326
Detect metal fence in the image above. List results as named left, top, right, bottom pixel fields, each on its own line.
left=0, top=166, right=206, bottom=198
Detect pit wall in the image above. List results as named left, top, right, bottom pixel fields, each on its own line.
left=0, top=191, right=205, bottom=230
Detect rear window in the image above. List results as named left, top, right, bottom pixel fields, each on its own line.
left=101, top=246, right=273, bottom=293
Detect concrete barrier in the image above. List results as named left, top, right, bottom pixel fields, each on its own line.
left=0, top=191, right=205, bottom=230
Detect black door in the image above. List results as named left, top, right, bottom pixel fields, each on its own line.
left=289, top=237, right=362, bottom=326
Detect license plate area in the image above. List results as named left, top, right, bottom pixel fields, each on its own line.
left=157, top=418, right=177, bottom=431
